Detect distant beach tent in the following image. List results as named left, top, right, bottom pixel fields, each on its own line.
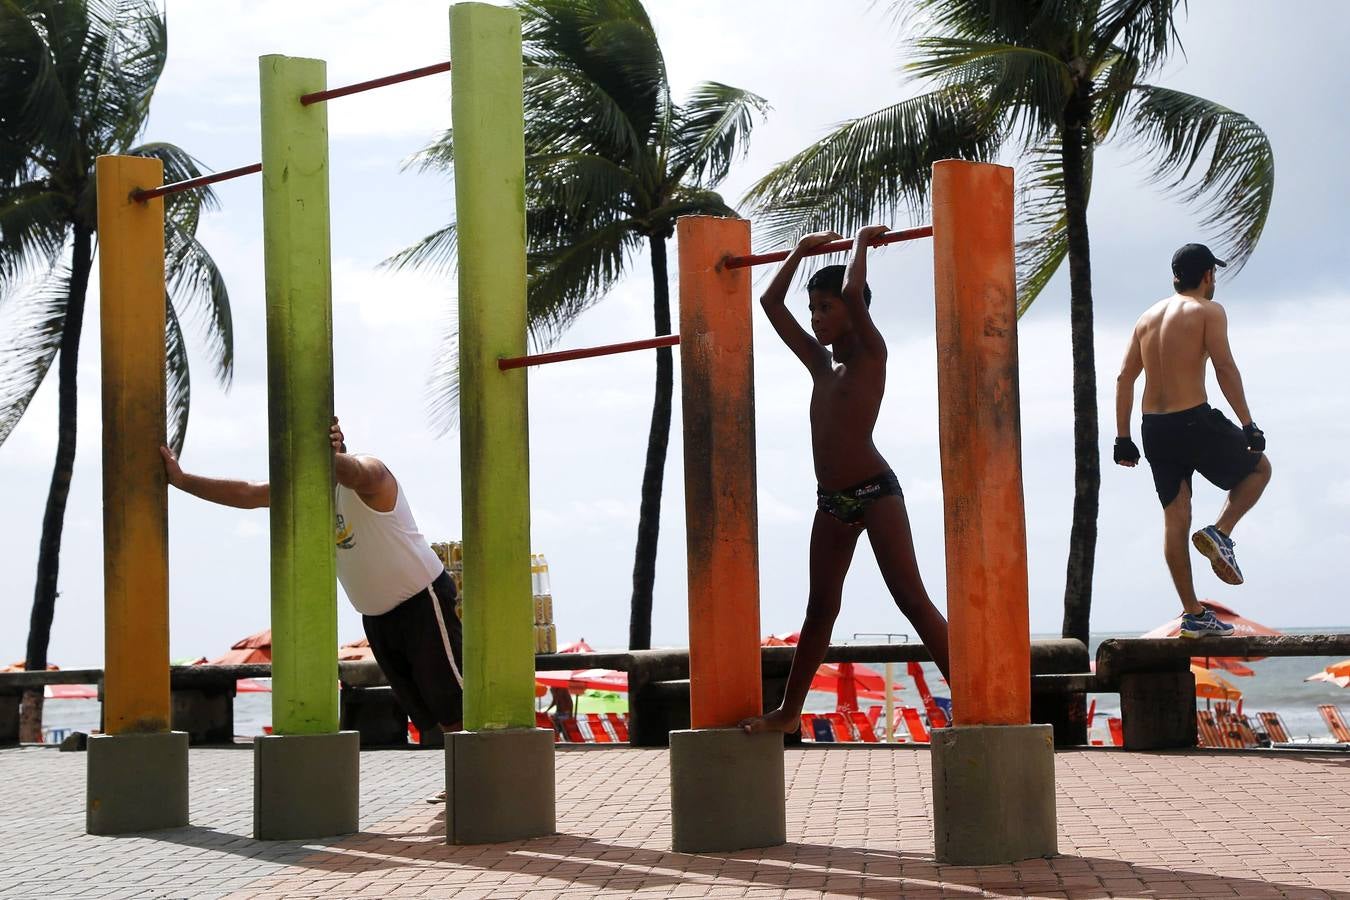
left=535, top=638, right=627, bottom=694
left=1142, top=600, right=1280, bottom=675
left=208, top=628, right=273, bottom=665
left=1306, top=660, right=1350, bottom=689
left=1191, top=664, right=1243, bottom=701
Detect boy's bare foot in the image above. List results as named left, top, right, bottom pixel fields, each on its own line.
left=738, top=709, right=801, bottom=735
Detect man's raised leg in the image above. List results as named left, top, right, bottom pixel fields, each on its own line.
left=1215, top=455, right=1272, bottom=536
left=864, top=495, right=950, bottom=679
left=740, top=511, right=860, bottom=735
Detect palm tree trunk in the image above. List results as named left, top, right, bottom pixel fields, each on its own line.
left=1059, top=82, right=1100, bottom=648
left=21, top=226, right=94, bottom=742
left=629, top=234, right=673, bottom=650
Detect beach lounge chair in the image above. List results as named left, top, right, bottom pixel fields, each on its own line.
left=558, top=715, right=587, bottom=743
left=605, top=712, right=629, bottom=742
left=1318, top=704, right=1350, bottom=743
left=536, top=711, right=561, bottom=742
left=1107, top=717, right=1123, bottom=747
left=848, top=710, right=880, bottom=742
left=1257, top=711, right=1292, bottom=744
left=900, top=707, right=930, bottom=744
left=1196, top=711, right=1222, bottom=748
left=809, top=715, right=835, bottom=742
left=585, top=713, right=614, bottom=743
left=826, top=712, right=857, bottom=742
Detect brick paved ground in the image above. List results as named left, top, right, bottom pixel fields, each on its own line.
left=2, top=743, right=1349, bottom=898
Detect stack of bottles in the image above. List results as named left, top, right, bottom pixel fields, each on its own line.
left=428, top=542, right=556, bottom=653
left=532, top=553, right=556, bottom=654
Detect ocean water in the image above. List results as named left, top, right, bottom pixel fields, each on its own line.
left=33, top=629, right=1350, bottom=744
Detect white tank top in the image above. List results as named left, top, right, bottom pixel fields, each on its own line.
left=334, top=469, right=444, bottom=617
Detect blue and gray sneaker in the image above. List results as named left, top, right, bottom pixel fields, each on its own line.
left=1179, top=609, right=1236, bottom=638
left=1192, top=525, right=1244, bottom=585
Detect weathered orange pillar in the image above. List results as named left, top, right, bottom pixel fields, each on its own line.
left=932, top=160, right=1029, bottom=727
left=929, top=160, right=1055, bottom=865
left=670, top=215, right=783, bottom=854
left=678, top=215, right=762, bottom=729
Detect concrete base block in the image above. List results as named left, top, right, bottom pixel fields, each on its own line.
left=670, top=728, right=786, bottom=853
left=1120, top=670, right=1196, bottom=750
left=932, top=724, right=1057, bottom=865
left=87, top=732, right=189, bottom=834
left=172, top=686, right=234, bottom=745
left=253, top=731, right=360, bottom=840
left=445, top=728, right=555, bottom=844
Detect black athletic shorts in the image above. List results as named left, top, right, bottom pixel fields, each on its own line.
left=1141, top=403, right=1262, bottom=507
left=362, top=569, right=464, bottom=731
left=817, top=469, right=904, bottom=525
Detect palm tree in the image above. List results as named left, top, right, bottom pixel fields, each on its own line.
left=392, top=0, right=767, bottom=649
left=745, top=0, right=1273, bottom=645
left=0, top=1, right=233, bottom=739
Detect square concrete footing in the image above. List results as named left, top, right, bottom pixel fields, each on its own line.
left=87, top=731, right=189, bottom=835
left=253, top=731, right=360, bottom=840
left=931, top=723, right=1057, bottom=865
left=670, top=728, right=786, bottom=853
left=445, top=728, right=555, bottom=844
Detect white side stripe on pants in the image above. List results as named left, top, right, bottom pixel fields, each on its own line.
left=428, top=580, right=464, bottom=688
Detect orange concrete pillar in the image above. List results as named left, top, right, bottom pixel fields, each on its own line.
left=677, top=215, right=762, bottom=729
left=96, top=155, right=171, bottom=735
left=931, top=160, right=1029, bottom=727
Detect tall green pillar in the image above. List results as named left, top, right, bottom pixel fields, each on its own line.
left=259, top=54, right=337, bottom=736
left=451, top=2, right=533, bottom=732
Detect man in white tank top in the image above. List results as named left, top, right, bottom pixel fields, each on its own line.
left=160, top=419, right=465, bottom=752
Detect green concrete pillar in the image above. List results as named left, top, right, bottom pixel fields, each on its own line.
left=451, top=3, right=532, bottom=732
left=259, top=54, right=337, bottom=735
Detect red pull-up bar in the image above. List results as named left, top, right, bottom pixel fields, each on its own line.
left=300, top=60, right=453, bottom=105
left=499, top=334, right=679, bottom=370
left=130, top=162, right=262, bottom=203
left=721, top=225, right=933, bottom=270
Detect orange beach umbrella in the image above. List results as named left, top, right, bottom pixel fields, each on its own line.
left=1306, top=660, right=1350, bottom=689
left=1191, top=664, right=1243, bottom=701
left=1142, top=600, right=1278, bottom=675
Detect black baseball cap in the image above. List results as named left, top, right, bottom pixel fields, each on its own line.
left=1172, top=243, right=1227, bottom=281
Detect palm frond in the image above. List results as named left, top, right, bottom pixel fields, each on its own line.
left=1093, top=0, right=1183, bottom=74
left=164, top=213, right=233, bottom=387
left=0, top=4, right=79, bottom=176
left=743, top=86, right=1004, bottom=249
left=907, top=38, right=1070, bottom=142
left=1123, top=84, right=1274, bottom=269
left=132, top=141, right=219, bottom=237
left=526, top=217, right=640, bottom=345
left=84, top=0, right=166, bottom=155
left=1013, top=140, right=1087, bottom=314
left=0, top=181, right=70, bottom=296
left=529, top=152, right=638, bottom=218
left=383, top=223, right=458, bottom=274
left=0, top=267, right=69, bottom=448
left=1091, top=46, right=1142, bottom=140
left=424, top=309, right=459, bottom=437
left=164, top=292, right=189, bottom=454
left=667, top=82, right=769, bottom=188
left=524, top=63, right=644, bottom=160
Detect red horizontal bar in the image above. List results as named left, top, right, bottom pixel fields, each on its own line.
left=300, top=60, right=452, bottom=105
left=499, top=334, right=680, bottom=371
left=722, top=225, right=933, bottom=270
left=131, top=162, right=262, bottom=203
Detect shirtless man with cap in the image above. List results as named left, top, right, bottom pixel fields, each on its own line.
left=1113, top=243, right=1272, bottom=636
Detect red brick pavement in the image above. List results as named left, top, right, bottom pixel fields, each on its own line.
left=3, top=744, right=1350, bottom=898
left=221, top=747, right=1350, bottom=899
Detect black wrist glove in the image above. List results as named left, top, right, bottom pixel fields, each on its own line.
left=1243, top=422, right=1265, bottom=452
left=1113, top=436, right=1141, bottom=465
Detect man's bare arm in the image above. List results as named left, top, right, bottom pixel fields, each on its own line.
left=760, top=232, right=838, bottom=372
left=1115, top=324, right=1144, bottom=438
left=161, top=446, right=269, bottom=508
left=841, top=225, right=888, bottom=359
left=1204, top=303, right=1254, bottom=426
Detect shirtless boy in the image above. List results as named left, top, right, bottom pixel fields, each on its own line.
left=741, top=225, right=950, bottom=736
left=1114, top=243, right=1272, bottom=637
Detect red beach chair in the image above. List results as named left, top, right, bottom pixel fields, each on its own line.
left=605, top=713, right=629, bottom=742
left=1196, top=711, right=1223, bottom=748
left=1258, top=711, right=1291, bottom=743
left=900, top=707, right=930, bottom=744
left=558, top=715, right=587, bottom=743
left=848, top=711, right=880, bottom=743
left=825, top=712, right=856, bottom=742
left=1107, top=717, right=1124, bottom=747
left=536, top=711, right=560, bottom=742
left=585, top=713, right=614, bottom=743
left=1319, top=704, right=1350, bottom=743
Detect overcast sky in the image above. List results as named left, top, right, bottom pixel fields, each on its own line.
left=3, top=1, right=1348, bottom=666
